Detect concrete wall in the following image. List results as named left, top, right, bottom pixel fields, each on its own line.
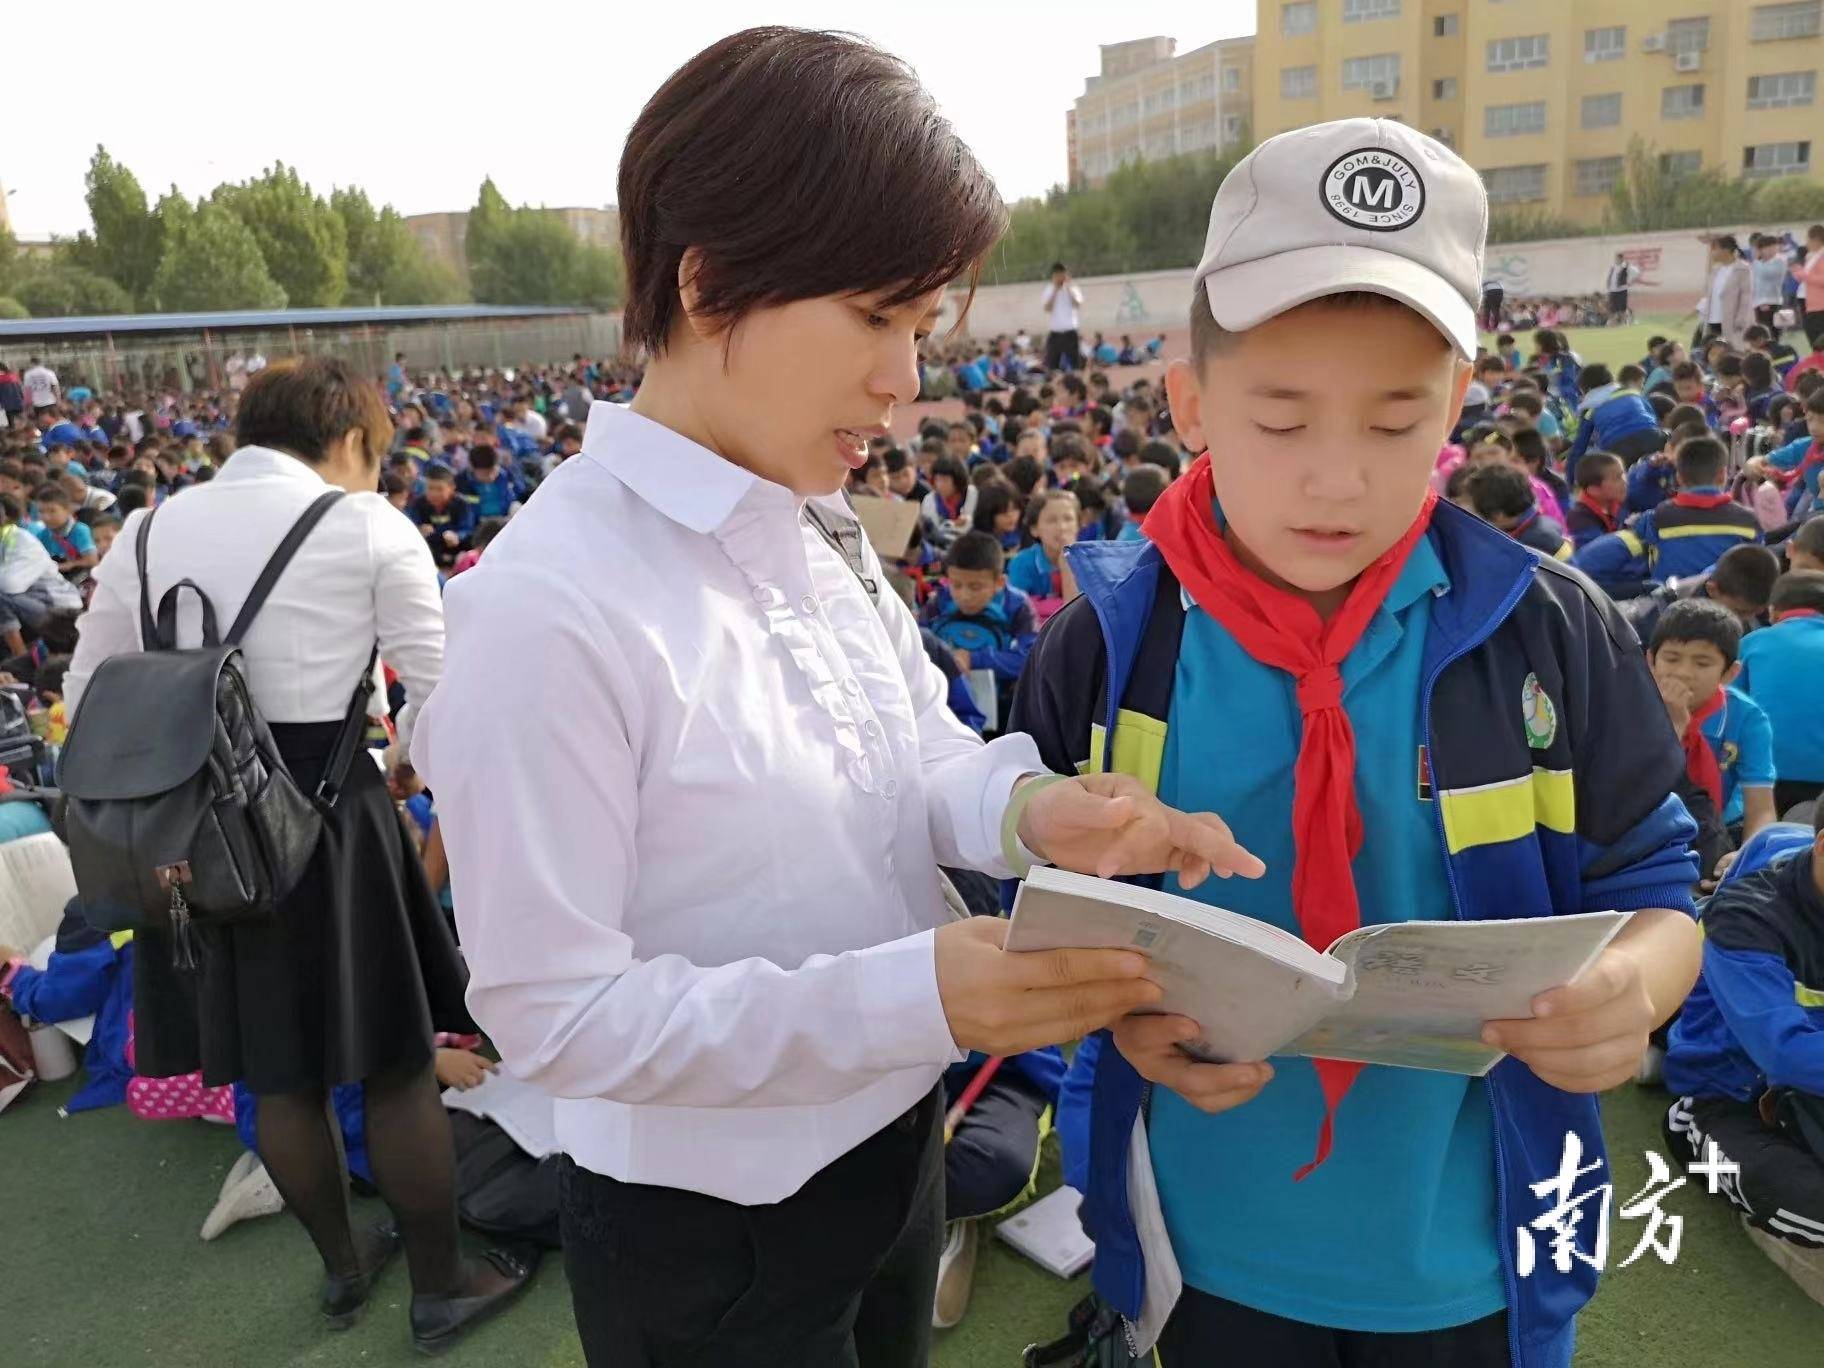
left=952, top=221, right=1814, bottom=338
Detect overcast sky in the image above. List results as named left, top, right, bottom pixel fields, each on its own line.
left=5, top=0, right=1255, bottom=240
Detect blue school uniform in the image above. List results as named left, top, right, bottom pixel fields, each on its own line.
left=1739, top=615, right=1824, bottom=784
left=1699, top=686, right=1776, bottom=821
left=1577, top=491, right=1761, bottom=590
left=1764, top=436, right=1821, bottom=518
left=457, top=467, right=522, bottom=520
left=41, top=421, right=86, bottom=450
left=1567, top=386, right=1661, bottom=466
left=1006, top=543, right=1065, bottom=599
left=34, top=518, right=95, bottom=563
left=3, top=906, right=135, bottom=1114
left=1624, top=457, right=1676, bottom=516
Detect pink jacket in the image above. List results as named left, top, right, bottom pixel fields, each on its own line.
left=1794, top=248, right=1824, bottom=302
left=1432, top=450, right=1568, bottom=524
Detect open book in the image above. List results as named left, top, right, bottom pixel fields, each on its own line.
left=1005, top=866, right=1632, bottom=1075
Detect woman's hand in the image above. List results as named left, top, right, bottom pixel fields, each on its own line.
left=1111, top=1013, right=1274, bottom=1113
left=1018, top=773, right=1265, bottom=889
left=934, top=916, right=1162, bottom=1056
left=434, top=1047, right=498, bottom=1091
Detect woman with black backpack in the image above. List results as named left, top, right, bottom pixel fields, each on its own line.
left=62, top=357, right=529, bottom=1352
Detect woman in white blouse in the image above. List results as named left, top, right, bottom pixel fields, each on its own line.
left=413, top=28, right=1256, bottom=1368
left=66, top=358, right=529, bottom=1351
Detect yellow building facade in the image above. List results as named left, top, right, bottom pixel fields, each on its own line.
left=1236, top=1, right=1823, bottom=222
left=1069, top=35, right=1256, bottom=187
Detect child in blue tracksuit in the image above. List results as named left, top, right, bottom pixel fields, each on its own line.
left=918, top=531, right=1037, bottom=728
left=1664, top=818, right=1824, bottom=1251
left=455, top=445, right=523, bottom=521
left=1578, top=436, right=1762, bottom=594
left=0, top=901, right=135, bottom=1113
left=1010, top=119, right=1700, bottom=1367
left=1737, top=571, right=1824, bottom=812
left=1565, top=452, right=1625, bottom=550
left=1568, top=364, right=1665, bottom=467
left=1755, top=389, right=1824, bottom=520
left=1006, top=490, right=1080, bottom=605
left=408, top=463, right=477, bottom=569
left=1469, top=464, right=1572, bottom=560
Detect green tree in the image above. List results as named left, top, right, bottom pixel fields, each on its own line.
left=332, top=187, right=466, bottom=306
left=1751, top=177, right=1824, bottom=223
left=10, top=262, right=134, bottom=317
left=465, top=177, right=513, bottom=269
left=152, top=201, right=288, bottom=311
left=466, top=182, right=625, bottom=308
left=0, top=296, right=27, bottom=320
left=213, top=164, right=348, bottom=307
left=67, top=146, right=164, bottom=302
left=1608, top=138, right=1756, bottom=232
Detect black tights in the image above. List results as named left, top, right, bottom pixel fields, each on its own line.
left=255, top=1061, right=464, bottom=1294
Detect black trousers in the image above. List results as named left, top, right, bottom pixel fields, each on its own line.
left=944, top=1066, right=1051, bottom=1221
left=1805, top=306, right=1824, bottom=354
left=1159, top=1286, right=1509, bottom=1367
left=1665, top=1093, right=1824, bottom=1248
left=1045, top=329, right=1080, bottom=374
left=558, top=1086, right=944, bottom=1367
left=1611, top=427, right=1667, bottom=465
left=1774, top=779, right=1824, bottom=818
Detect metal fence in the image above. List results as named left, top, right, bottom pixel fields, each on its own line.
left=4, top=313, right=624, bottom=395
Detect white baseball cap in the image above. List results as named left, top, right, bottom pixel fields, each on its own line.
left=1193, top=118, right=1487, bottom=360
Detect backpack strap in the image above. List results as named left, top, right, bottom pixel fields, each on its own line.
left=225, top=490, right=346, bottom=646
left=802, top=498, right=879, bottom=599
left=134, top=508, right=159, bottom=649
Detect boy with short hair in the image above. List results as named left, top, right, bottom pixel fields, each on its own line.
left=1468, top=464, right=1571, bottom=560
left=1578, top=436, right=1762, bottom=592
left=1619, top=543, right=1781, bottom=647
left=918, top=530, right=1038, bottom=727
left=30, top=484, right=97, bottom=572
left=1566, top=452, right=1625, bottom=549
left=1568, top=363, right=1664, bottom=467
left=1649, top=599, right=1777, bottom=844
left=1751, top=389, right=1824, bottom=521
left=455, top=444, right=524, bottom=521
left=1738, top=571, right=1824, bottom=812
left=408, top=463, right=476, bottom=569
left=1012, top=118, right=1700, bottom=1365
left=1786, top=515, right=1824, bottom=573
left=1663, top=809, right=1824, bottom=1256
left=1672, top=361, right=1720, bottom=428
left=1118, top=464, right=1169, bottom=541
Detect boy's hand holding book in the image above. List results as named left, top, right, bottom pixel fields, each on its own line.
left=1479, top=935, right=1666, bottom=1094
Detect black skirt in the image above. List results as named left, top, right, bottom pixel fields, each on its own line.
left=132, top=721, right=474, bottom=1095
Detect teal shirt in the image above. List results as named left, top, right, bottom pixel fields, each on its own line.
left=1148, top=532, right=1506, bottom=1332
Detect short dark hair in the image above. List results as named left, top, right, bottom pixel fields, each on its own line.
left=1574, top=451, right=1624, bottom=489
left=115, top=485, right=150, bottom=515
left=1578, top=363, right=1613, bottom=392
left=928, top=454, right=968, bottom=491
left=1743, top=353, right=1775, bottom=390
left=424, top=463, right=456, bottom=485
left=1807, top=388, right=1824, bottom=418
left=1675, top=436, right=1726, bottom=486
left=35, top=655, right=70, bottom=699
left=1111, top=429, right=1141, bottom=460
left=1670, top=362, right=1703, bottom=384
left=1796, top=371, right=1824, bottom=399
left=1711, top=544, right=1780, bottom=609
left=1138, top=440, right=1181, bottom=481
left=1050, top=432, right=1095, bottom=469
left=882, top=446, right=910, bottom=474
left=1744, top=324, right=1772, bottom=345
left=970, top=480, right=1021, bottom=534
left=472, top=517, right=509, bottom=554
left=1511, top=427, right=1550, bottom=473
left=1468, top=464, right=1535, bottom=521
left=1122, top=464, right=1168, bottom=516
left=235, top=356, right=393, bottom=463
left=468, top=443, right=499, bottom=471
left=381, top=472, right=410, bottom=498
left=1618, top=364, right=1646, bottom=388
left=1772, top=569, right=1824, bottom=617
left=1651, top=598, right=1743, bottom=666
left=32, top=482, right=70, bottom=509
left=617, top=27, right=1004, bottom=354
left=1505, top=390, right=1543, bottom=416
left=1006, top=454, right=1046, bottom=499
left=945, top=529, right=1005, bottom=576
left=1190, top=286, right=1422, bottom=365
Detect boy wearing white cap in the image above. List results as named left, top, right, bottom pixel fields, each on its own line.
left=1012, top=120, right=1703, bottom=1365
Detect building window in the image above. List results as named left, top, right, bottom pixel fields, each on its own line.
left=1434, top=14, right=1458, bottom=37
left=1744, top=140, right=1813, bottom=177
left=1433, top=77, right=1459, bottom=99
left=1341, top=53, right=1402, bottom=92
left=1112, top=102, right=1137, bottom=127
left=1574, top=156, right=1625, bottom=196
left=1660, top=150, right=1703, bottom=178
left=1484, top=164, right=1548, bottom=204
left=1666, top=17, right=1710, bottom=54
left=1584, top=25, right=1626, bottom=61
left=1487, top=35, right=1550, bottom=73
left=1342, top=0, right=1400, bottom=21
left=1223, top=66, right=1241, bottom=93
left=1281, top=64, right=1318, bottom=100
left=1223, top=112, right=1247, bottom=141
left=1581, top=93, right=1622, bottom=128
left=1662, top=84, right=1706, bottom=119
left=1485, top=101, right=1548, bottom=137
left=1431, top=127, right=1455, bottom=147
left=1752, top=2, right=1823, bottom=42
left=1748, top=71, right=1817, bottom=108
left=1281, top=1, right=1317, bottom=37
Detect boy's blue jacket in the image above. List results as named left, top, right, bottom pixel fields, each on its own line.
left=5, top=903, right=134, bottom=1113
left=1665, top=824, right=1824, bottom=1103
left=1007, top=500, right=1698, bottom=1363
left=1575, top=491, right=1761, bottom=591
left=1569, top=387, right=1661, bottom=466
left=920, top=585, right=1037, bottom=684
left=1624, top=458, right=1676, bottom=516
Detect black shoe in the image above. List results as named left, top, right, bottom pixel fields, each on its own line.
left=321, top=1218, right=404, bottom=1329
left=409, top=1247, right=537, bottom=1356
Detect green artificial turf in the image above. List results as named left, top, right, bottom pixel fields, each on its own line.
left=6, top=1070, right=1821, bottom=1366
left=1479, top=318, right=1685, bottom=378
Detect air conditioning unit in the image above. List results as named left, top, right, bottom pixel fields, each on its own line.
left=1674, top=50, right=1702, bottom=72
left=1370, top=79, right=1398, bottom=100
left=1642, top=33, right=1667, bottom=52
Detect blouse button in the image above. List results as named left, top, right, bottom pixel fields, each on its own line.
left=863, top=719, right=881, bottom=738
left=843, top=677, right=862, bottom=696
left=800, top=594, right=820, bottom=615
left=752, top=585, right=774, bottom=605
left=882, top=779, right=899, bottom=799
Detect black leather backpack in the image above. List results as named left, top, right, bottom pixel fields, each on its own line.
left=60, top=490, right=377, bottom=967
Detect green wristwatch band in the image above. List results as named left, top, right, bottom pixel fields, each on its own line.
left=1001, top=773, right=1071, bottom=879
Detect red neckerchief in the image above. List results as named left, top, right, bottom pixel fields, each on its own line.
left=1683, top=688, right=1727, bottom=812
left=1794, top=440, right=1824, bottom=487
left=939, top=492, right=963, bottom=521
left=1673, top=489, right=1735, bottom=510
left=1510, top=507, right=1541, bottom=539
left=1575, top=492, right=1618, bottom=534
left=1144, top=453, right=1438, bottom=1180
left=1776, top=608, right=1823, bottom=622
